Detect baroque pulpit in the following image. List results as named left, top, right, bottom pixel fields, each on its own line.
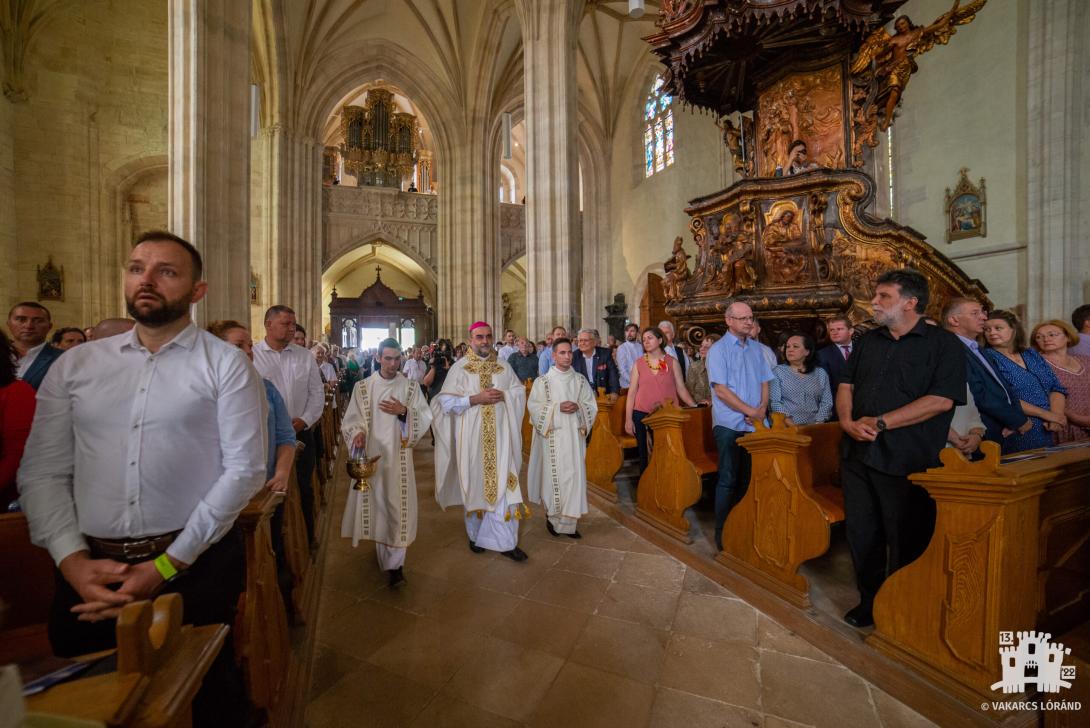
left=646, top=0, right=990, bottom=343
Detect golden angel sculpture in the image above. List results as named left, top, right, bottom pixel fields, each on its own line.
left=850, top=0, right=987, bottom=130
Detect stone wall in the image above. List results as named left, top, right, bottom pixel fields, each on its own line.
left=0, top=94, right=15, bottom=310
left=892, top=0, right=1027, bottom=311
left=5, top=0, right=168, bottom=327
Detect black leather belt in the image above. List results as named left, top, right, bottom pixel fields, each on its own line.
left=86, top=530, right=181, bottom=563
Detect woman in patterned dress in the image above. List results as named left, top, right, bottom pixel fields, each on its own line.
left=1032, top=319, right=1090, bottom=443
left=769, top=332, right=833, bottom=426
left=982, top=310, right=1067, bottom=453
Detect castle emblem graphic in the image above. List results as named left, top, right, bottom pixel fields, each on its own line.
left=991, top=631, right=1075, bottom=694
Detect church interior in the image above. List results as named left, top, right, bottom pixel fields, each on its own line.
left=2, top=0, right=1090, bottom=726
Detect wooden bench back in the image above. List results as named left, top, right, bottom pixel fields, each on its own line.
left=679, top=405, right=718, bottom=475
left=0, top=513, right=54, bottom=631
left=797, top=422, right=845, bottom=522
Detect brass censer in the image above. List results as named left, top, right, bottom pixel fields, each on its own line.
left=347, top=454, right=381, bottom=491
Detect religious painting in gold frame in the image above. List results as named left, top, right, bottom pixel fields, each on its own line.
left=37, top=256, right=64, bottom=302
left=249, top=270, right=260, bottom=305
left=944, top=168, right=986, bottom=243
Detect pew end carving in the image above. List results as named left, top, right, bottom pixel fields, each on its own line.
left=586, top=390, right=626, bottom=501
left=635, top=401, right=703, bottom=543
left=718, top=413, right=834, bottom=607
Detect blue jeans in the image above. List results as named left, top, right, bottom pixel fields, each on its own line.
left=713, top=425, right=751, bottom=538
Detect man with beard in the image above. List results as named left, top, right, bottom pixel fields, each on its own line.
left=432, top=322, right=530, bottom=560
left=18, top=230, right=267, bottom=725
left=615, top=322, right=642, bottom=389
left=254, top=305, right=325, bottom=546
left=837, top=268, right=965, bottom=629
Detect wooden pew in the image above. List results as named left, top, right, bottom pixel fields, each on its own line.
left=869, top=442, right=1090, bottom=711
left=635, top=401, right=703, bottom=543
left=235, top=488, right=291, bottom=721
left=0, top=512, right=56, bottom=664
left=717, top=415, right=843, bottom=607
left=679, top=405, right=718, bottom=477
left=586, top=392, right=637, bottom=501
left=25, top=594, right=227, bottom=728
left=282, top=442, right=311, bottom=622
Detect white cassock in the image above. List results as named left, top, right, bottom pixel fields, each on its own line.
left=340, top=372, right=432, bottom=570
left=431, top=351, right=528, bottom=552
left=527, top=367, right=598, bottom=534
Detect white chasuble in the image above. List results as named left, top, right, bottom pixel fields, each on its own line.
left=339, top=373, right=432, bottom=549
left=527, top=367, right=598, bottom=532
left=431, top=351, right=527, bottom=517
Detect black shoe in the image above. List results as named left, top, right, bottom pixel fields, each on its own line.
left=545, top=519, right=560, bottom=537
left=844, top=603, right=874, bottom=628
left=468, top=539, right=485, bottom=553
left=387, top=567, right=406, bottom=588
left=501, top=547, right=528, bottom=562
left=565, top=531, right=582, bottom=539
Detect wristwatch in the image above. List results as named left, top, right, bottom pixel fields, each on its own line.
left=876, top=416, right=888, bottom=432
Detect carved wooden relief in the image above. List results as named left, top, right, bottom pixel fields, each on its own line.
left=941, top=517, right=997, bottom=671
left=756, top=65, right=847, bottom=177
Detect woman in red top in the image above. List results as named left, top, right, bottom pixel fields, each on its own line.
left=625, top=326, right=696, bottom=472
left=1, top=330, right=37, bottom=510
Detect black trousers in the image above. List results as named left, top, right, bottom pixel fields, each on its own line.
left=48, top=528, right=248, bottom=727
left=295, top=426, right=317, bottom=545
left=633, top=410, right=651, bottom=473
left=841, top=458, right=936, bottom=608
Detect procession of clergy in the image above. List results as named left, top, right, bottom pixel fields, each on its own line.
left=341, top=322, right=597, bottom=586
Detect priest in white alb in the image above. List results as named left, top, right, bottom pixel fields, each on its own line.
left=431, top=321, right=530, bottom=561
left=528, top=338, right=598, bottom=539
left=341, top=338, right=432, bottom=587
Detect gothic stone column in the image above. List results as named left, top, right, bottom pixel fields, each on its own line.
left=515, top=0, right=585, bottom=338
left=168, top=0, right=252, bottom=324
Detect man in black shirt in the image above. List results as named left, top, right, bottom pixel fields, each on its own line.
left=837, top=269, right=966, bottom=628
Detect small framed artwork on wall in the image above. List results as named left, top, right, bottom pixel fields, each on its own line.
left=944, top=168, right=986, bottom=243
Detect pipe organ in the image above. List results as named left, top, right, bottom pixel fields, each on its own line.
left=339, top=89, right=419, bottom=189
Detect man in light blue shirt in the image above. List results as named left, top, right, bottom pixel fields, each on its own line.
left=615, top=323, right=642, bottom=388
left=705, top=301, right=773, bottom=551
left=538, top=325, right=567, bottom=375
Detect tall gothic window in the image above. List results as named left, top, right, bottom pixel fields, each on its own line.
left=644, top=75, right=675, bottom=177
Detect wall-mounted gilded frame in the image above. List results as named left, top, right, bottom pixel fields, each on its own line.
left=945, top=168, right=986, bottom=243
left=37, top=256, right=64, bottom=301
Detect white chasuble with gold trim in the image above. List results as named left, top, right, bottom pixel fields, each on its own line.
left=340, top=373, right=432, bottom=548
left=527, top=367, right=597, bottom=528
left=431, top=351, right=527, bottom=515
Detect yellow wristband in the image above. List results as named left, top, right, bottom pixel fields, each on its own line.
left=154, top=553, right=179, bottom=582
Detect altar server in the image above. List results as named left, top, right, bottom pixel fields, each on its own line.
left=528, top=338, right=598, bottom=538
left=341, top=338, right=432, bottom=587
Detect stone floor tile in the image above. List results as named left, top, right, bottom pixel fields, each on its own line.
left=424, top=585, right=522, bottom=636
left=759, top=651, right=880, bottom=728
left=764, top=717, right=816, bottom=728
left=595, top=580, right=681, bottom=630
left=409, top=692, right=524, bottom=728
left=367, top=569, right=455, bottom=616
left=514, top=533, right=572, bottom=567
left=527, top=662, right=655, bottom=728
left=756, top=615, right=836, bottom=663
left=365, top=615, right=479, bottom=688
left=494, top=598, right=591, bottom=658
left=525, top=569, right=610, bottom=613
left=673, top=592, right=758, bottom=644
left=659, top=633, right=761, bottom=708
left=554, top=544, right=625, bottom=579
left=473, top=555, right=551, bottom=597
left=305, top=662, right=437, bottom=728
left=648, top=687, right=763, bottom=728
left=615, top=551, right=687, bottom=591
left=682, top=567, right=736, bottom=597
left=307, top=641, right=366, bottom=702
left=442, top=636, right=565, bottom=722
left=869, top=686, right=938, bottom=728
left=318, top=598, right=420, bottom=662
left=316, top=587, right=360, bottom=624
left=569, top=614, right=668, bottom=684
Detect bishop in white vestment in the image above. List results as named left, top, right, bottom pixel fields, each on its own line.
left=431, top=322, right=530, bottom=560
left=528, top=339, right=598, bottom=537
left=341, top=339, right=432, bottom=586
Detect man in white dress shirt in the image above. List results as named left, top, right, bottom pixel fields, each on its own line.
left=254, top=305, right=326, bottom=545
left=402, top=346, right=427, bottom=382
left=18, top=230, right=268, bottom=725
left=616, top=323, right=642, bottom=389
left=497, top=329, right=518, bottom=361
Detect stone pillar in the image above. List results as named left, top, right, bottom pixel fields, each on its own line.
left=0, top=94, right=15, bottom=312
left=1026, top=0, right=1089, bottom=322
left=515, top=0, right=585, bottom=337
left=168, top=0, right=252, bottom=324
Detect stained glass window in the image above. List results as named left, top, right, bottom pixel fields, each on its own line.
left=644, top=75, right=675, bottom=177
